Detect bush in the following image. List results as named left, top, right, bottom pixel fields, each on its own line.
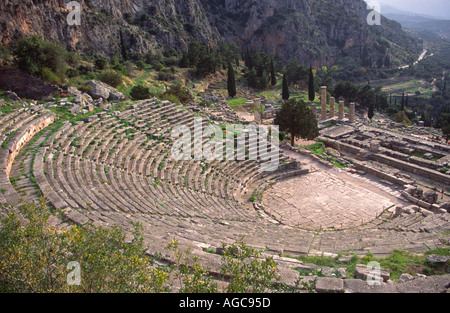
left=136, top=60, right=146, bottom=70
left=157, top=71, right=175, bottom=82
left=153, top=62, right=164, bottom=72
left=94, top=58, right=107, bottom=70
left=0, top=201, right=169, bottom=293
left=40, top=67, right=63, bottom=85
left=98, top=70, right=122, bottom=88
left=13, top=35, right=68, bottom=82
left=159, top=93, right=180, bottom=104
left=130, top=85, right=152, bottom=100
left=163, top=83, right=192, bottom=104
left=66, top=68, right=80, bottom=78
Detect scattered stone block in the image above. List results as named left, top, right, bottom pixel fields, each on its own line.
left=426, top=254, right=449, bottom=264
left=344, top=279, right=398, bottom=293
left=423, top=153, right=433, bottom=160
left=397, top=273, right=415, bottom=283
left=315, top=277, right=344, bottom=293
left=396, top=274, right=450, bottom=293
left=420, top=208, right=434, bottom=217
left=355, top=264, right=390, bottom=282
left=423, top=190, right=438, bottom=204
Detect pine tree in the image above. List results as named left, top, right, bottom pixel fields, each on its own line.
left=308, top=65, right=315, bottom=102
left=227, top=63, right=237, bottom=98
left=274, top=99, right=319, bottom=146
left=282, top=73, right=290, bottom=101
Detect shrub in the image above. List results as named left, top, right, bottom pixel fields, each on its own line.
left=66, top=68, right=80, bottom=78
left=163, top=83, right=192, bottom=104
left=130, top=85, right=152, bottom=100
left=94, top=58, right=107, bottom=70
left=153, top=62, right=164, bottom=72
left=157, top=71, right=175, bottom=82
left=13, top=35, right=68, bottom=82
left=98, top=70, right=122, bottom=88
left=0, top=201, right=169, bottom=293
left=40, top=67, right=63, bottom=85
left=159, top=93, right=180, bottom=104
left=136, top=60, right=146, bottom=70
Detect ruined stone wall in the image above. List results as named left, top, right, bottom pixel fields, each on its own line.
left=4, top=113, right=56, bottom=177
left=372, top=154, right=450, bottom=186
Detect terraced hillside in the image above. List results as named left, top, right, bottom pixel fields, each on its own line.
left=0, top=100, right=449, bottom=280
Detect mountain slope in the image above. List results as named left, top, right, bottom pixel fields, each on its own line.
left=201, top=0, right=420, bottom=66
left=0, top=0, right=419, bottom=66
left=0, top=0, right=220, bottom=57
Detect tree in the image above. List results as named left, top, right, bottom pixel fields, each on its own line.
left=401, top=92, right=405, bottom=111
left=384, top=55, right=391, bottom=67
left=368, top=102, right=375, bottom=120
left=227, top=62, right=236, bottom=98
left=13, top=35, right=68, bottom=83
left=270, top=58, right=277, bottom=86
left=308, top=65, right=315, bottom=102
left=274, top=99, right=319, bottom=146
left=247, top=68, right=258, bottom=89
left=179, top=52, right=189, bottom=68
left=282, top=73, right=290, bottom=101
left=119, top=30, right=128, bottom=61
left=443, top=124, right=450, bottom=143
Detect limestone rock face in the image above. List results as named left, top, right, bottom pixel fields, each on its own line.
left=200, top=0, right=419, bottom=65
left=0, top=0, right=418, bottom=66
left=0, top=0, right=220, bottom=57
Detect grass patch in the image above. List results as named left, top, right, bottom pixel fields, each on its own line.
left=305, top=142, right=325, bottom=155
left=227, top=97, right=248, bottom=108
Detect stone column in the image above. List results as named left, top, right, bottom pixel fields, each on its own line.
left=321, top=86, right=327, bottom=120
left=338, top=101, right=345, bottom=120
left=349, top=102, right=356, bottom=122
left=310, top=103, right=317, bottom=119
left=329, top=97, right=335, bottom=118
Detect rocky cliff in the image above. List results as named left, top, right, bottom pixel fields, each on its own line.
left=0, top=0, right=220, bottom=57
left=201, top=0, right=419, bottom=66
left=0, top=0, right=418, bottom=66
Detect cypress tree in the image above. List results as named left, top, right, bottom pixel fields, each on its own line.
left=368, top=102, right=374, bottom=120
left=119, top=30, right=128, bottom=61
left=282, top=73, right=290, bottom=101
left=227, top=63, right=236, bottom=98
left=308, top=65, right=315, bottom=102
left=401, top=92, right=405, bottom=111
left=270, top=59, right=277, bottom=86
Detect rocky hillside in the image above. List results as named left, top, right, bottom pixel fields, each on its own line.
left=201, top=0, right=420, bottom=66
left=0, top=0, right=220, bottom=57
left=0, top=0, right=419, bottom=66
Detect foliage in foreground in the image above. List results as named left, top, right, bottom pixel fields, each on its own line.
left=0, top=201, right=285, bottom=293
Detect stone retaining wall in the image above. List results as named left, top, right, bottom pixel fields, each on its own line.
left=2, top=112, right=55, bottom=177
left=372, top=154, right=450, bottom=186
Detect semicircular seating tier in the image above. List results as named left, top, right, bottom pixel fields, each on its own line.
left=0, top=100, right=448, bottom=266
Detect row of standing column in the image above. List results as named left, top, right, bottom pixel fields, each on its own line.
left=314, top=86, right=355, bottom=122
